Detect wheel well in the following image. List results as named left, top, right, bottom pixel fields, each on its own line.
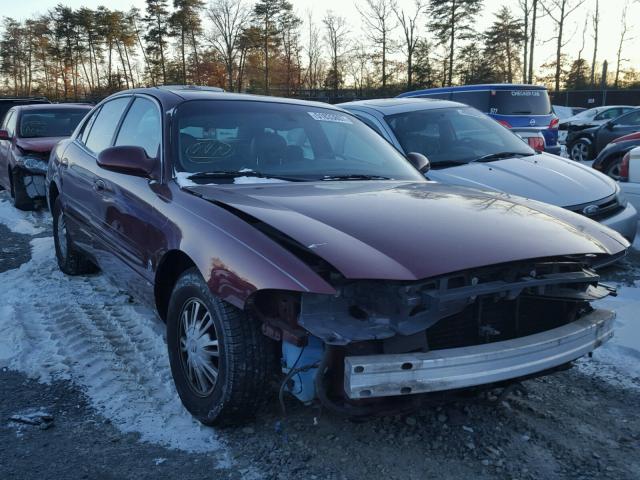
left=48, top=181, right=59, bottom=211
left=154, top=250, right=197, bottom=322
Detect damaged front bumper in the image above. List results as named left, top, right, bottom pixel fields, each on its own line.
left=344, top=308, right=614, bottom=399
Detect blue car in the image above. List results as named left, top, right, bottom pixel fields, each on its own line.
left=397, top=84, right=561, bottom=155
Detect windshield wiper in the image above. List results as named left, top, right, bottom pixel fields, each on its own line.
left=472, top=152, right=534, bottom=163
left=320, top=174, right=392, bottom=181
left=187, top=170, right=305, bottom=182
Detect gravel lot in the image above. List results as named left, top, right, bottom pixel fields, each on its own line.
left=0, top=192, right=639, bottom=480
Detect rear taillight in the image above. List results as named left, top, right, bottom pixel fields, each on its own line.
left=527, top=137, right=545, bottom=151
left=548, top=117, right=559, bottom=129
left=497, top=120, right=512, bottom=128
left=619, top=152, right=630, bottom=181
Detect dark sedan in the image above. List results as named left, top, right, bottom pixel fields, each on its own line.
left=47, top=87, right=627, bottom=425
left=567, top=108, right=640, bottom=161
left=592, top=131, right=640, bottom=179
left=0, top=103, right=91, bottom=209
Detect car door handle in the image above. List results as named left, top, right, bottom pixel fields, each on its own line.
left=93, top=179, right=109, bottom=193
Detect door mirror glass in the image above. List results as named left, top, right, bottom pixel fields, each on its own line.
left=406, top=152, right=430, bottom=173
left=97, top=145, right=155, bottom=177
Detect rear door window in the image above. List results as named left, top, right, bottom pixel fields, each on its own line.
left=489, top=89, right=552, bottom=115
left=84, top=97, right=131, bottom=154
left=451, top=91, right=489, bottom=112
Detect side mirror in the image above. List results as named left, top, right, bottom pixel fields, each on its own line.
left=0, top=129, right=10, bottom=140
left=406, top=152, right=430, bottom=173
left=606, top=121, right=615, bottom=130
left=97, top=145, right=155, bottom=177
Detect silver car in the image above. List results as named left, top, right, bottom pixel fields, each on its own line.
left=340, top=98, right=637, bottom=242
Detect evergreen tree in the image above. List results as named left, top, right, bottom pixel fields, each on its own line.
left=428, top=0, right=483, bottom=86
left=484, top=6, right=525, bottom=83
left=144, top=0, right=172, bottom=85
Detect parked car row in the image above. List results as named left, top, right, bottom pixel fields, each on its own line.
left=0, top=86, right=633, bottom=426
left=558, top=105, right=636, bottom=145
left=566, top=108, right=640, bottom=162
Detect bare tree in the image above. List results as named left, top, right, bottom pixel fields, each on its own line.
left=614, top=1, right=630, bottom=87
left=304, top=10, right=323, bottom=89
left=519, top=1, right=528, bottom=83
left=356, top=0, right=397, bottom=89
left=208, top=0, right=251, bottom=91
left=590, top=0, right=599, bottom=86
left=323, top=11, right=349, bottom=97
left=527, top=0, right=538, bottom=83
left=393, top=0, right=426, bottom=89
left=541, top=0, right=586, bottom=92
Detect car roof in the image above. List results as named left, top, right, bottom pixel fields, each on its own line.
left=339, top=97, right=466, bottom=115
left=108, top=86, right=347, bottom=112
left=398, top=83, right=548, bottom=98
left=13, top=103, right=92, bottom=111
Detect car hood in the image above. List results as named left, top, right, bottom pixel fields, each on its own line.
left=16, top=136, right=65, bottom=153
left=186, top=181, right=628, bottom=281
left=427, top=152, right=617, bottom=207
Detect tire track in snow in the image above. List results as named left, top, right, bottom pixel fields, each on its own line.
left=0, top=234, right=230, bottom=462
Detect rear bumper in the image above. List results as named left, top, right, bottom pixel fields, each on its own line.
left=600, top=202, right=638, bottom=242
left=344, top=309, right=614, bottom=399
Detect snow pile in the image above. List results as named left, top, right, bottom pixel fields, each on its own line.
left=174, top=171, right=198, bottom=187
left=0, top=236, right=229, bottom=458
left=0, top=197, right=45, bottom=235
left=578, top=281, right=640, bottom=389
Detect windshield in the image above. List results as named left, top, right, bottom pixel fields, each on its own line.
left=385, top=107, right=534, bottom=166
left=175, top=100, right=424, bottom=182
left=19, top=109, right=89, bottom=138
left=489, top=89, right=552, bottom=115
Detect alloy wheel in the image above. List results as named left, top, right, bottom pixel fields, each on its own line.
left=178, top=298, right=220, bottom=396
left=571, top=142, right=590, bottom=161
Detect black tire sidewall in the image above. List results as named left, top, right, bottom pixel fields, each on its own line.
left=166, top=271, right=232, bottom=423
left=10, top=168, right=34, bottom=211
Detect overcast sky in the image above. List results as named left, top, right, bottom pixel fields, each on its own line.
left=10, top=0, right=640, bottom=74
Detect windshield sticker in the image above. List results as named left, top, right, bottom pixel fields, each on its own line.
left=308, top=112, right=353, bottom=124
left=510, top=90, right=541, bottom=97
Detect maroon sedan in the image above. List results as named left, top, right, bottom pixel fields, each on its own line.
left=46, top=86, right=628, bottom=425
left=0, top=103, right=91, bottom=210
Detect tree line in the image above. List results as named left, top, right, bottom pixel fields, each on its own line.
left=0, top=0, right=638, bottom=101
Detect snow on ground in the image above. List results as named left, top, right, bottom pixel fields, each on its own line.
left=0, top=197, right=44, bottom=235
left=576, top=227, right=640, bottom=389
left=0, top=200, right=230, bottom=461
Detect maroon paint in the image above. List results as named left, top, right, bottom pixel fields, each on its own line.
left=46, top=88, right=629, bottom=314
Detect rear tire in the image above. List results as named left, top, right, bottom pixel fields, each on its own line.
left=10, top=168, right=35, bottom=211
left=569, top=138, right=592, bottom=162
left=52, top=198, right=97, bottom=275
left=605, top=159, right=622, bottom=180
left=166, top=268, right=275, bottom=426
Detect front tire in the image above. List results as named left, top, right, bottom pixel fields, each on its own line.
left=569, top=138, right=592, bottom=162
left=52, top=198, right=97, bottom=275
left=10, top=168, right=35, bottom=211
left=166, top=268, right=274, bottom=426
left=605, top=159, right=622, bottom=180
